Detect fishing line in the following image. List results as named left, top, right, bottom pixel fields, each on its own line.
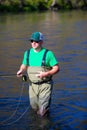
left=0, top=75, right=29, bottom=126
left=0, top=82, right=25, bottom=124
left=1, top=106, right=29, bottom=126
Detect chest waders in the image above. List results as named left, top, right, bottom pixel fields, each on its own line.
left=26, top=49, right=52, bottom=83
left=27, top=50, right=53, bottom=112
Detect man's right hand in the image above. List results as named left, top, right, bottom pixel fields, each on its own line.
left=17, top=70, right=23, bottom=77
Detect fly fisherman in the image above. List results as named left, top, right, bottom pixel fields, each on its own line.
left=17, top=32, right=60, bottom=117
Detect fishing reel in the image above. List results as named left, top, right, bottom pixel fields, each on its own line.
left=22, top=75, right=27, bottom=82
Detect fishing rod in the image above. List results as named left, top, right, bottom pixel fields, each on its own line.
left=0, top=74, right=20, bottom=77
left=0, top=72, right=40, bottom=77
left=0, top=74, right=27, bottom=82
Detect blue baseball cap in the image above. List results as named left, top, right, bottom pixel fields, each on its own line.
left=30, top=32, right=44, bottom=41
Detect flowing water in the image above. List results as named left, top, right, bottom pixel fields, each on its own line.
left=0, top=11, right=87, bottom=130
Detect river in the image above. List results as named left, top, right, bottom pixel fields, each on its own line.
left=0, top=10, right=87, bottom=130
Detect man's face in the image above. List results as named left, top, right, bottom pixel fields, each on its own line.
left=31, top=40, right=43, bottom=50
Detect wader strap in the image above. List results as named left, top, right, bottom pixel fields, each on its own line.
left=26, top=49, right=30, bottom=65
left=41, top=49, right=49, bottom=66
left=26, top=49, right=49, bottom=66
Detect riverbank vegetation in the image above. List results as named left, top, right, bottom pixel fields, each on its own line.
left=0, top=0, right=87, bottom=13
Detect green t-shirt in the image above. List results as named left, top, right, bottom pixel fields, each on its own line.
left=22, top=48, right=58, bottom=67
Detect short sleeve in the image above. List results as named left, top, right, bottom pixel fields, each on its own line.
left=46, top=51, right=58, bottom=67
left=22, top=51, right=29, bottom=66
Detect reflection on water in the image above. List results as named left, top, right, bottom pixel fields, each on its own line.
left=0, top=11, right=87, bottom=130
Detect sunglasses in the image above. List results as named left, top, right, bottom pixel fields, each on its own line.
left=30, top=40, right=40, bottom=43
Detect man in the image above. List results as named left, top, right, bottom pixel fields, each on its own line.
left=17, top=32, right=59, bottom=116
